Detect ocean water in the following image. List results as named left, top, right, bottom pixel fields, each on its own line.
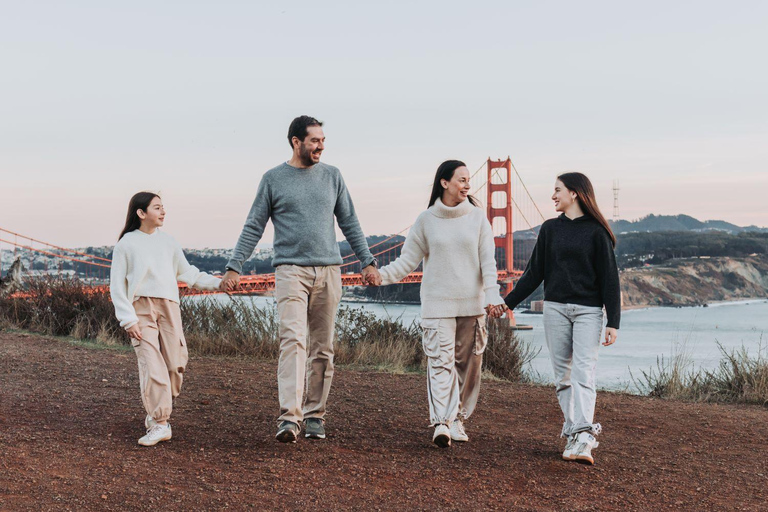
left=195, top=294, right=768, bottom=391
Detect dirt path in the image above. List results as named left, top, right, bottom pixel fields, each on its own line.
left=1, top=331, right=767, bottom=511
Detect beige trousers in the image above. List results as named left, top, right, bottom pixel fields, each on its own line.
left=420, top=315, right=487, bottom=426
left=274, top=265, right=342, bottom=425
left=131, top=297, right=188, bottom=422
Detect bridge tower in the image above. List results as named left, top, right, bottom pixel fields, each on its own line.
left=486, top=158, right=514, bottom=295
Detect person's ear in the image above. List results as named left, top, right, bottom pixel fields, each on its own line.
left=440, top=179, right=448, bottom=190
left=137, top=209, right=146, bottom=220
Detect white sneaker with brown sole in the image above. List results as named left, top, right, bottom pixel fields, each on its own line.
left=572, top=431, right=599, bottom=465
left=138, top=424, right=172, bottom=447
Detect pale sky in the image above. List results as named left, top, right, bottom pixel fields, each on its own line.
left=1, top=1, right=766, bottom=249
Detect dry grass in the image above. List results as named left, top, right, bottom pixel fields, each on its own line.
left=180, top=297, right=281, bottom=358
left=633, top=337, right=768, bottom=406
left=0, top=278, right=123, bottom=340
left=484, top=318, right=541, bottom=383
left=1, top=279, right=537, bottom=382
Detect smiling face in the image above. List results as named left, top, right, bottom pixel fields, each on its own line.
left=441, top=166, right=471, bottom=206
left=552, top=179, right=578, bottom=213
left=293, top=125, right=325, bottom=167
left=137, top=196, right=165, bottom=230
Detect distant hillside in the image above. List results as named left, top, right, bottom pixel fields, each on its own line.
left=511, top=214, right=767, bottom=240
left=609, top=214, right=767, bottom=234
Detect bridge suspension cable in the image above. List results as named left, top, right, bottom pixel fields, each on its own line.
left=0, top=237, right=112, bottom=268
left=0, top=227, right=112, bottom=264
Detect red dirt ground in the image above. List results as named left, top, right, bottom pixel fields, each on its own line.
left=1, top=331, right=767, bottom=511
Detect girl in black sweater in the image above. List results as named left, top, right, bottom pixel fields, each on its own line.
left=503, top=172, right=620, bottom=465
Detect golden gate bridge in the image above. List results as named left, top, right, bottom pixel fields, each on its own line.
left=0, top=158, right=545, bottom=303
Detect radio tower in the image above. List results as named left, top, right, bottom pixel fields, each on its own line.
left=612, top=180, right=620, bottom=221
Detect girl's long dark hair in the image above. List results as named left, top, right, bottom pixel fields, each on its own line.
left=428, top=160, right=480, bottom=208
left=557, top=172, right=616, bottom=248
left=119, top=192, right=160, bottom=241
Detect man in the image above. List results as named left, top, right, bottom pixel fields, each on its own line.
left=222, top=115, right=381, bottom=443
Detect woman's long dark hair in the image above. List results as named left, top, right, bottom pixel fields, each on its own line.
left=428, top=160, right=480, bottom=208
left=119, top=192, right=160, bottom=241
left=557, top=172, right=616, bottom=248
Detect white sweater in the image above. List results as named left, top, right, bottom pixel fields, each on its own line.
left=379, top=197, right=504, bottom=319
left=109, top=230, right=221, bottom=329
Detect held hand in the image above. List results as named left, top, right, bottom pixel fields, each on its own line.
left=222, top=270, right=241, bottom=291
left=485, top=304, right=508, bottom=318
left=126, top=324, right=142, bottom=341
left=603, top=327, right=618, bottom=346
left=361, top=265, right=381, bottom=286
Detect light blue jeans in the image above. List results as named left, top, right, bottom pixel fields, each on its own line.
left=543, top=301, right=604, bottom=437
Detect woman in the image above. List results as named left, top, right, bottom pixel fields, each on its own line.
left=373, top=160, right=506, bottom=448
left=110, top=192, right=222, bottom=446
left=503, top=172, right=620, bottom=465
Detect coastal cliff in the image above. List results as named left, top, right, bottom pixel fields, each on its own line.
left=620, top=255, right=768, bottom=307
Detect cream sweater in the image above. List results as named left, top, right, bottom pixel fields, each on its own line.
left=110, top=230, right=221, bottom=329
left=379, top=198, right=504, bottom=318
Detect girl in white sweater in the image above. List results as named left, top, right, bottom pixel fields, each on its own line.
left=110, top=192, right=221, bottom=446
left=375, top=160, right=506, bottom=447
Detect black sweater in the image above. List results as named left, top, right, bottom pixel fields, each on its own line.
left=504, top=213, right=621, bottom=328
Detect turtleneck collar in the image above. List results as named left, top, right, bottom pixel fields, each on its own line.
left=429, top=197, right=476, bottom=219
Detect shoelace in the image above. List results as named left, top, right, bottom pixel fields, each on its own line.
left=146, top=424, right=167, bottom=436
left=452, top=421, right=466, bottom=436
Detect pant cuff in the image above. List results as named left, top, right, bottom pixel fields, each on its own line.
left=566, top=422, right=602, bottom=437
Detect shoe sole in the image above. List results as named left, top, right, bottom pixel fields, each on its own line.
left=275, top=430, right=298, bottom=443
left=450, top=436, right=468, bottom=442
left=574, top=455, right=594, bottom=465
left=433, top=434, right=451, bottom=448
left=138, top=434, right=172, bottom=447
left=305, top=433, right=326, bottom=439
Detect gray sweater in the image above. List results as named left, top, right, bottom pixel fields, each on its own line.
left=226, top=161, right=374, bottom=273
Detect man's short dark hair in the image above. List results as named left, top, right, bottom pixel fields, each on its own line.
left=287, top=115, right=323, bottom=148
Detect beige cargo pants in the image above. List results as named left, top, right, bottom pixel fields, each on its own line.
left=420, top=315, right=488, bottom=426
left=274, top=265, right=342, bottom=425
left=131, top=297, right=188, bottom=422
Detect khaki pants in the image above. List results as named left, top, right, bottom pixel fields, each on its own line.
left=420, top=315, right=487, bottom=426
left=131, top=297, right=188, bottom=422
left=274, top=265, right=342, bottom=425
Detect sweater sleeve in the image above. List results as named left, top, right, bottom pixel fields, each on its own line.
left=504, top=225, right=546, bottom=310
left=479, top=216, right=504, bottom=306
left=109, top=244, right=139, bottom=329
left=226, top=176, right=272, bottom=274
left=334, top=173, right=374, bottom=268
left=176, top=244, right=221, bottom=291
left=595, top=229, right=621, bottom=329
left=379, top=221, right=427, bottom=286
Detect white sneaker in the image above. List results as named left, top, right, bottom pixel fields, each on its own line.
left=572, top=431, right=599, bottom=465
left=562, top=434, right=578, bottom=461
left=450, top=419, right=469, bottom=442
left=433, top=424, right=451, bottom=448
left=138, top=424, right=172, bottom=447
left=144, top=415, right=157, bottom=430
